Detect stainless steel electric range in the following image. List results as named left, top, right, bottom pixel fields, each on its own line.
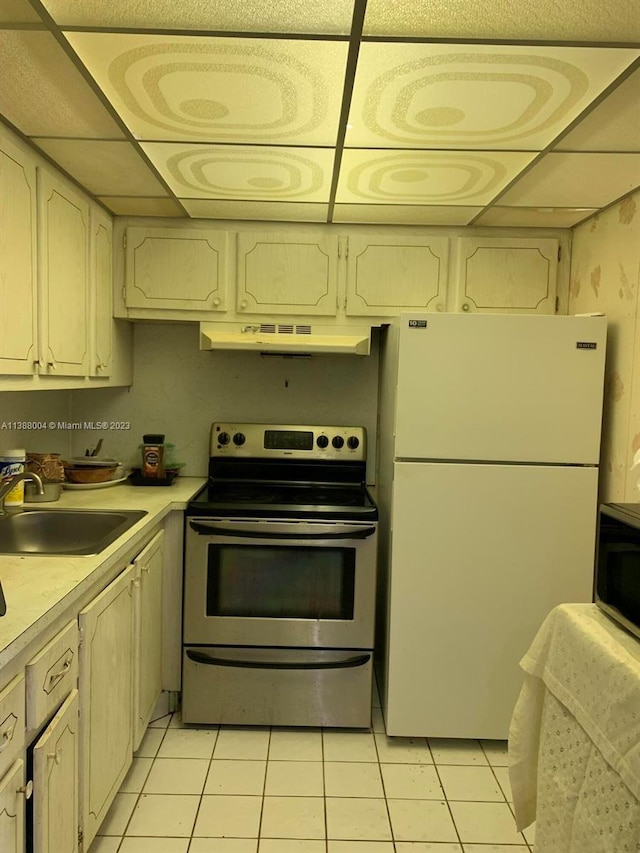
left=182, top=422, right=378, bottom=728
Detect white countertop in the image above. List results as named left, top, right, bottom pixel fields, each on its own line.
left=0, top=477, right=205, bottom=672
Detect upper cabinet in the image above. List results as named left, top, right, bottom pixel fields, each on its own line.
left=237, top=232, right=339, bottom=316
left=37, top=168, right=90, bottom=376
left=124, top=227, right=229, bottom=312
left=90, top=207, right=113, bottom=378
left=453, top=237, right=559, bottom=315
left=345, top=235, right=448, bottom=317
left=0, top=132, right=38, bottom=375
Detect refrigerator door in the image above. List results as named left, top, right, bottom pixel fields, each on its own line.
left=394, top=313, right=606, bottom=464
left=384, top=461, right=598, bottom=740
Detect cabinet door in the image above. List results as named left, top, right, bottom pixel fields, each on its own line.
left=37, top=169, right=90, bottom=375
left=79, top=565, right=135, bottom=849
left=90, top=207, right=113, bottom=377
left=125, top=227, right=228, bottom=311
left=32, top=690, right=78, bottom=853
left=0, top=131, right=38, bottom=375
left=454, top=237, right=558, bottom=314
left=237, top=232, right=338, bottom=316
left=133, top=530, right=164, bottom=751
left=346, top=235, right=448, bottom=317
left=0, top=760, right=25, bottom=853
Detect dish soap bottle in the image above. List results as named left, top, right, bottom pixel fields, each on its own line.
left=142, top=434, right=165, bottom=478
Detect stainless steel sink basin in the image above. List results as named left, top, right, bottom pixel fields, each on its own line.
left=0, top=509, right=148, bottom=556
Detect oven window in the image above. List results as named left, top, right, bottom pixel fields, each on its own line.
left=597, top=515, right=640, bottom=624
left=206, top=544, right=356, bottom=619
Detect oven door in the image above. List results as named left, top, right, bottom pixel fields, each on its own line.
left=184, top=517, right=377, bottom=649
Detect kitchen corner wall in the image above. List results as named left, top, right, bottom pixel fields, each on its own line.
left=568, top=189, right=640, bottom=503
left=68, top=323, right=381, bottom=482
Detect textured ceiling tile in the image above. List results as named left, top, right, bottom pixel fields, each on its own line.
left=33, top=140, right=169, bottom=195
left=143, top=142, right=334, bottom=202
left=474, top=206, right=597, bottom=227
left=332, top=204, right=482, bottom=224
left=42, top=0, right=354, bottom=34
left=347, top=42, right=639, bottom=150
left=181, top=199, right=329, bottom=221
left=336, top=149, right=537, bottom=206
left=499, top=153, right=640, bottom=207
left=0, top=0, right=42, bottom=24
left=363, top=0, right=640, bottom=42
left=0, top=31, right=124, bottom=138
left=555, top=70, right=640, bottom=152
left=98, top=197, right=186, bottom=216
left=66, top=33, right=348, bottom=145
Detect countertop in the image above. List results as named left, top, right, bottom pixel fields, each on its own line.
left=0, top=477, right=205, bottom=673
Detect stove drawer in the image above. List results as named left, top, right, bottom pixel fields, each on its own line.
left=182, top=646, right=373, bottom=728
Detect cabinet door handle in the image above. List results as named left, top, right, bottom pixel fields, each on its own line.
left=141, top=565, right=150, bottom=574
left=47, top=361, right=57, bottom=370
left=17, top=781, right=33, bottom=799
left=47, top=747, right=63, bottom=765
left=212, top=297, right=221, bottom=307
left=461, top=302, right=470, bottom=312
left=239, top=299, right=248, bottom=309
left=0, top=725, right=14, bottom=749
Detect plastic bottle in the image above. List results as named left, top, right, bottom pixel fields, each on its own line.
left=0, top=448, right=26, bottom=506
left=142, top=434, right=165, bottom=478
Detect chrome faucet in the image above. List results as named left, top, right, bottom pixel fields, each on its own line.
left=0, top=472, right=44, bottom=514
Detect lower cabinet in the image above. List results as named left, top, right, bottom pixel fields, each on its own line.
left=0, top=760, right=25, bottom=853
left=133, top=530, right=164, bottom=751
left=79, top=563, right=135, bottom=850
left=31, top=690, right=78, bottom=853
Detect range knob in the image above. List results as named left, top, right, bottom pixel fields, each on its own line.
left=316, top=435, right=329, bottom=449
left=332, top=435, right=344, bottom=449
left=233, top=432, right=246, bottom=446
left=347, top=435, right=360, bottom=450
left=218, top=432, right=230, bottom=446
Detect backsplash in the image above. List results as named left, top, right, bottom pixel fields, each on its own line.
left=2, top=323, right=380, bottom=482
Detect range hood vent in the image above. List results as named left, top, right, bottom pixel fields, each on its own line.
left=199, top=322, right=371, bottom=355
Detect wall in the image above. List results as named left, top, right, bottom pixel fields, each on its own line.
left=569, top=189, right=640, bottom=502
left=0, top=390, right=73, bottom=454
left=69, top=322, right=380, bottom=481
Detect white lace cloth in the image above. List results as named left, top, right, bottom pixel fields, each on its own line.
left=508, top=603, right=640, bottom=852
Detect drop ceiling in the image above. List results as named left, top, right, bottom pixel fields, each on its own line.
left=1, top=0, right=639, bottom=227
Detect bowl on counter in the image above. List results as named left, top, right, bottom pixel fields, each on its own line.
left=63, top=462, right=118, bottom=484
left=24, top=481, right=63, bottom=502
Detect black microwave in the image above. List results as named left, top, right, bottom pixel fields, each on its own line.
left=595, top=502, right=640, bottom=639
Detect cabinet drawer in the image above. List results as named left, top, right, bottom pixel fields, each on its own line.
left=0, top=674, right=25, bottom=779
left=26, top=620, right=78, bottom=732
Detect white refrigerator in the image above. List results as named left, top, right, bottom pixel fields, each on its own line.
left=376, top=312, right=607, bottom=739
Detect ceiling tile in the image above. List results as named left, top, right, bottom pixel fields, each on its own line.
left=42, top=0, right=355, bottom=34
left=181, top=199, right=329, bottom=221
left=32, top=140, right=170, bottom=195
left=332, top=204, right=482, bottom=224
left=0, top=31, right=124, bottom=138
left=65, top=33, right=348, bottom=145
left=555, top=69, right=640, bottom=152
left=363, top=0, right=640, bottom=42
left=336, top=150, right=536, bottom=205
left=347, top=43, right=639, bottom=150
left=0, top=0, right=42, bottom=24
left=499, top=153, right=640, bottom=207
left=98, top=197, right=186, bottom=216
left=474, top=206, right=597, bottom=227
left=142, top=143, right=334, bottom=202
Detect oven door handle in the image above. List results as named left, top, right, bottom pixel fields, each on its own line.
left=186, top=649, right=371, bottom=670
left=189, top=521, right=377, bottom=540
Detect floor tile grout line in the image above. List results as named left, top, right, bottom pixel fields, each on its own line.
left=429, top=736, right=465, bottom=848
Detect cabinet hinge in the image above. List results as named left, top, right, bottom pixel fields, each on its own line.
left=123, top=232, right=127, bottom=250
left=122, top=285, right=126, bottom=302
left=555, top=296, right=560, bottom=313
left=338, top=237, right=349, bottom=259
left=557, top=246, right=561, bottom=261
left=78, top=826, right=84, bottom=853
left=78, top=626, right=85, bottom=647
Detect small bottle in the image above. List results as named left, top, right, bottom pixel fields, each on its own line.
left=142, top=434, right=165, bottom=478
left=0, top=448, right=26, bottom=506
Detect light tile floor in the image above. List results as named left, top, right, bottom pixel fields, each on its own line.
left=89, top=689, right=535, bottom=853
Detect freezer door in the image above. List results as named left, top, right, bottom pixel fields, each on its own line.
left=383, top=461, right=598, bottom=739
left=394, top=313, right=606, bottom=464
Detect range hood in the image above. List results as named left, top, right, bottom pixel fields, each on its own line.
left=199, top=322, right=371, bottom=355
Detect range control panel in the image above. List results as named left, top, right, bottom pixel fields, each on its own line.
left=210, top=423, right=366, bottom=461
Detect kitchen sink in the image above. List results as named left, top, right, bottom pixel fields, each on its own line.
left=0, top=509, right=147, bottom=556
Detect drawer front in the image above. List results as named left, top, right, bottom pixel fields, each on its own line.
left=0, top=674, right=25, bottom=779
left=26, top=620, right=78, bottom=732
